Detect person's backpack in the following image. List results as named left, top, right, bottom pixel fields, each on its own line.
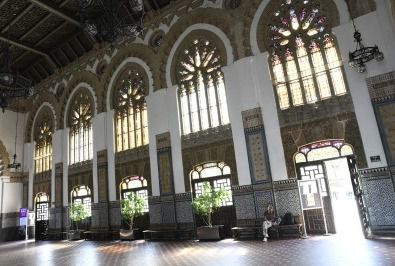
left=282, top=212, right=294, bottom=225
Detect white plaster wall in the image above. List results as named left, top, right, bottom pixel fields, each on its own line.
left=333, top=10, right=394, bottom=168
left=0, top=178, right=23, bottom=213
left=0, top=110, right=26, bottom=169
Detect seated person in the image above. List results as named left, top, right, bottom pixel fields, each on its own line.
left=262, top=204, right=281, bottom=242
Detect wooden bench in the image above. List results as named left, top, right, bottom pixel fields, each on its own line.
left=232, top=216, right=303, bottom=240
left=269, top=224, right=303, bottom=239
left=231, top=226, right=261, bottom=240
left=143, top=224, right=194, bottom=241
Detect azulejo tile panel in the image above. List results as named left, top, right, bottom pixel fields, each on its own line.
left=362, top=177, right=395, bottom=226
left=149, top=204, right=161, bottom=224
left=176, top=201, right=193, bottom=223
left=234, top=194, right=256, bottom=220
left=274, top=189, right=302, bottom=217
left=161, top=202, right=176, bottom=224
left=254, top=191, right=274, bottom=218
left=245, top=129, right=271, bottom=183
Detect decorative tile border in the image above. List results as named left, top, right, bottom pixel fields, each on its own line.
left=366, top=71, right=395, bottom=103
left=272, top=179, right=298, bottom=191
left=232, top=185, right=254, bottom=195
left=175, top=192, right=192, bottom=201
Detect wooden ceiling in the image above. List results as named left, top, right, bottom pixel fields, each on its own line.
left=0, top=0, right=172, bottom=85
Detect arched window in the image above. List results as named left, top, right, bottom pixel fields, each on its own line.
left=268, top=0, right=347, bottom=110
left=68, top=91, right=93, bottom=165
left=35, top=192, right=49, bottom=221
left=34, top=120, right=52, bottom=174
left=114, top=69, right=148, bottom=152
left=190, top=162, right=233, bottom=206
left=120, top=176, right=149, bottom=212
left=71, top=185, right=92, bottom=217
left=177, top=38, right=230, bottom=135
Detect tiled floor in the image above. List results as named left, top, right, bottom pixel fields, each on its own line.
left=0, top=235, right=394, bottom=266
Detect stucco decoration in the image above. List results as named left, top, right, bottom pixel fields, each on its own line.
left=25, top=94, right=58, bottom=143
left=159, top=7, right=239, bottom=88
left=60, top=71, right=101, bottom=128
left=252, top=0, right=340, bottom=54
left=0, top=139, right=10, bottom=172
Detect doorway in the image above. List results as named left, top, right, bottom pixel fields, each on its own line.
left=294, top=140, right=368, bottom=238
left=325, top=158, right=364, bottom=238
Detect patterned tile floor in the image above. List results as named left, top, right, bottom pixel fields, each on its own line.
left=0, top=235, right=394, bottom=266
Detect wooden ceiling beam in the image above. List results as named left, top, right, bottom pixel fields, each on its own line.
left=28, top=0, right=81, bottom=27
left=0, top=34, right=47, bottom=57
left=1, top=4, right=35, bottom=33
left=35, top=21, right=68, bottom=47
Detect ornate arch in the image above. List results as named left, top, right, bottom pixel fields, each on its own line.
left=167, top=28, right=231, bottom=89
left=159, top=7, right=238, bottom=89
left=65, top=87, right=95, bottom=129
left=59, top=71, right=101, bottom=128
left=25, top=94, right=58, bottom=143
left=102, top=44, right=156, bottom=109
left=251, top=0, right=340, bottom=55
left=31, top=104, right=56, bottom=143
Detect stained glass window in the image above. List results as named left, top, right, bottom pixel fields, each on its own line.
left=69, top=91, right=93, bottom=165
left=190, top=162, right=233, bottom=206
left=120, top=176, right=149, bottom=212
left=35, top=192, right=49, bottom=221
left=114, top=69, right=148, bottom=152
left=268, top=0, right=347, bottom=110
left=71, top=185, right=92, bottom=217
left=177, top=38, right=229, bottom=135
left=34, top=120, right=52, bottom=174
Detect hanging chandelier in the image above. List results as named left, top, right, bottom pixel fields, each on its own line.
left=0, top=46, right=34, bottom=112
left=77, top=0, right=144, bottom=43
left=346, top=0, right=384, bottom=73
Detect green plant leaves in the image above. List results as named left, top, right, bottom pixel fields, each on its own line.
left=192, top=182, right=229, bottom=227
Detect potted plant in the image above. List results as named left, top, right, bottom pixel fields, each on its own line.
left=192, top=182, right=230, bottom=240
left=68, top=202, right=89, bottom=240
left=120, top=192, right=145, bottom=240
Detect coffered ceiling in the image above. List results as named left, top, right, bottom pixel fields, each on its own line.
left=0, top=0, right=172, bottom=85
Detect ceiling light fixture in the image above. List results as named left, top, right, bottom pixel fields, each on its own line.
left=0, top=46, right=34, bottom=112
left=346, top=0, right=384, bottom=73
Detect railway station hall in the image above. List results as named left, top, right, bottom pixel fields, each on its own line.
left=0, top=0, right=395, bottom=265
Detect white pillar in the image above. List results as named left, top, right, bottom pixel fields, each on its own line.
left=146, top=93, right=161, bottom=196
left=222, top=61, right=253, bottom=186
left=167, top=86, right=185, bottom=194
left=92, top=113, right=106, bottom=203
left=52, top=130, right=63, bottom=205
left=253, top=54, right=288, bottom=180
left=106, top=110, right=116, bottom=201
left=62, top=128, right=69, bottom=206
left=24, top=142, right=35, bottom=209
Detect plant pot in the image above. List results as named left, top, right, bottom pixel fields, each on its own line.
left=120, top=228, right=142, bottom=240
left=68, top=230, right=82, bottom=240
left=197, top=225, right=225, bottom=240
